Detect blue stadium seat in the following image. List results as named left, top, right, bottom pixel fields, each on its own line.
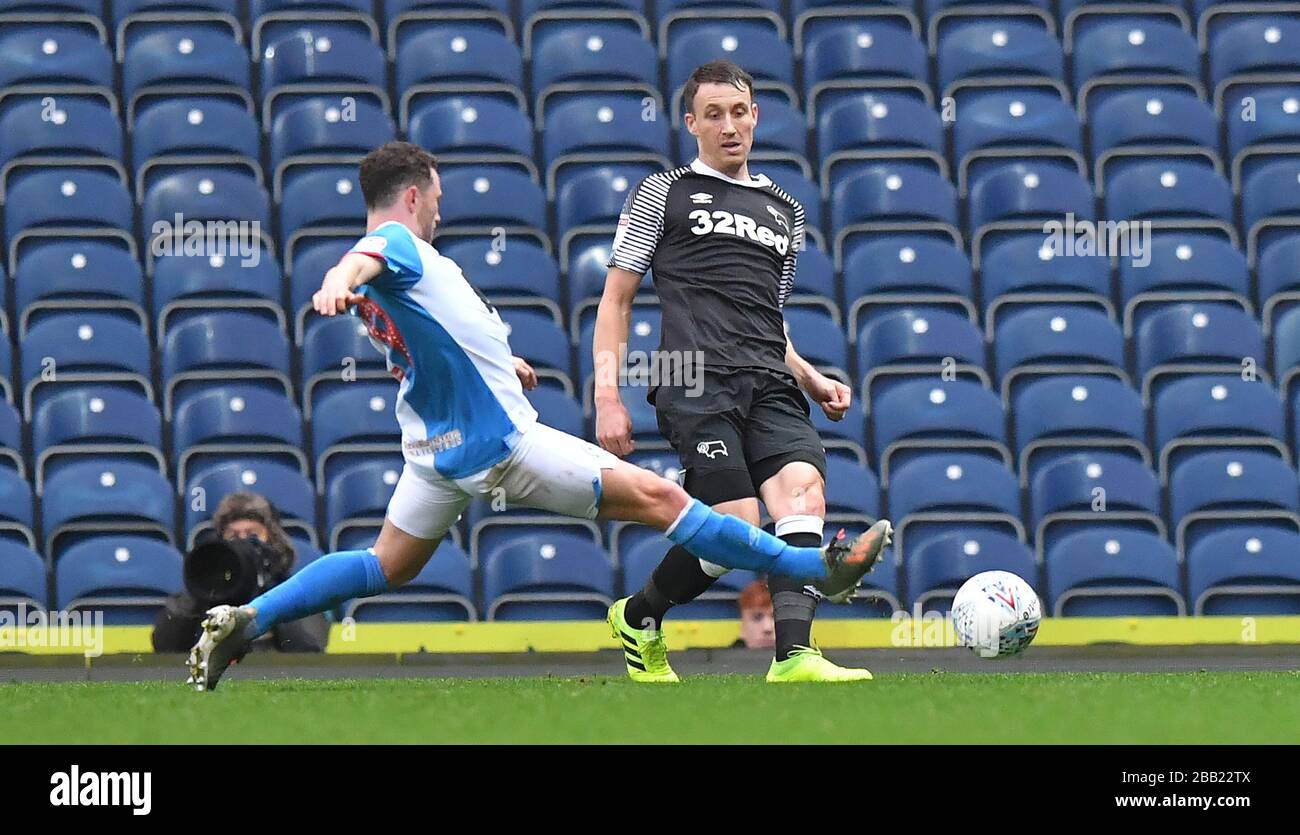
left=1135, top=304, right=1266, bottom=404
left=952, top=89, right=1083, bottom=196
left=1030, top=451, right=1163, bottom=561
left=541, top=93, right=672, bottom=196
left=1187, top=528, right=1300, bottom=615
left=141, top=170, right=273, bottom=273
left=112, top=0, right=243, bottom=56
left=936, top=20, right=1065, bottom=102
left=808, top=395, right=868, bottom=466
left=260, top=25, right=386, bottom=108
left=1209, top=17, right=1300, bottom=112
left=1242, top=158, right=1300, bottom=266
left=619, top=535, right=758, bottom=619
left=129, top=100, right=260, bottom=201
left=817, top=93, right=945, bottom=196
left=1271, top=306, right=1300, bottom=413
left=525, top=388, right=583, bottom=438
left=309, top=382, right=401, bottom=489
left=395, top=28, right=523, bottom=124
left=161, top=311, right=293, bottom=419
left=521, top=0, right=650, bottom=57
left=889, top=453, right=1023, bottom=564
left=152, top=251, right=285, bottom=347
left=1169, top=450, right=1300, bottom=561
left=792, top=0, right=919, bottom=58
left=251, top=0, right=382, bottom=71
left=979, top=234, right=1112, bottom=333
left=0, top=542, right=46, bottom=613
left=823, top=456, right=881, bottom=525
left=290, top=239, right=353, bottom=342
left=32, top=386, right=165, bottom=493
left=0, top=468, right=35, bottom=549
left=1119, top=234, right=1251, bottom=338
left=1047, top=529, right=1184, bottom=616
left=1153, top=377, right=1289, bottom=484
left=654, top=0, right=784, bottom=56
left=4, top=170, right=134, bottom=276
left=279, top=165, right=365, bottom=261
left=40, top=461, right=175, bottom=562
left=1225, top=87, right=1300, bottom=191
left=872, top=379, right=1009, bottom=484
left=844, top=237, right=975, bottom=333
left=20, top=313, right=153, bottom=421
left=856, top=308, right=986, bottom=405
left=482, top=533, right=615, bottom=620
left=993, top=307, right=1127, bottom=406
left=907, top=529, right=1038, bottom=614
left=436, top=168, right=548, bottom=249
left=440, top=239, right=562, bottom=326
left=533, top=23, right=658, bottom=116
left=785, top=308, right=849, bottom=383
left=173, top=385, right=307, bottom=488
left=56, top=537, right=183, bottom=624
left=1089, top=89, right=1218, bottom=193
left=499, top=309, right=574, bottom=396
left=0, top=29, right=113, bottom=94
left=122, top=29, right=251, bottom=122
left=0, top=99, right=124, bottom=196
left=831, top=165, right=960, bottom=270
left=967, top=164, right=1094, bottom=263
left=184, top=459, right=317, bottom=547
left=15, top=242, right=146, bottom=338
left=1071, top=19, right=1201, bottom=121
left=3, top=0, right=106, bottom=43
left=802, top=22, right=930, bottom=124
left=0, top=399, right=20, bottom=476
left=407, top=97, right=534, bottom=179
left=268, top=98, right=396, bottom=202
left=385, top=0, right=514, bottom=57
left=325, top=459, right=401, bottom=551
left=783, top=240, right=837, bottom=318
left=345, top=539, right=477, bottom=621
left=299, top=313, right=392, bottom=408
left=578, top=308, right=661, bottom=390
left=1105, top=161, right=1235, bottom=243
left=555, top=164, right=643, bottom=262
left=666, top=22, right=794, bottom=116
left=1013, top=376, right=1148, bottom=487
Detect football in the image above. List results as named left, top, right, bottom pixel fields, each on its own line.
left=951, top=571, right=1042, bottom=658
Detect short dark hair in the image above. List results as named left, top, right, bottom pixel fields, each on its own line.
left=681, top=59, right=754, bottom=116
left=359, top=141, right=438, bottom=209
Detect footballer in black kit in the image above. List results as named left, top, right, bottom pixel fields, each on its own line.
left=594, top=60, right=892, bottom=683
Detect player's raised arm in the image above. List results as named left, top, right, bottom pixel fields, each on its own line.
left=313, top=252, right=384, bottom=316
left=592, top=266, right=642, bottom=456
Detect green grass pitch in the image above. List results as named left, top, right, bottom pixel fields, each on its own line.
left=3, top=672, right=1298, bottom=744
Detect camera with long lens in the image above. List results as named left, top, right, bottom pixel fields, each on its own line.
left=184, top=535, right=280, bottom=607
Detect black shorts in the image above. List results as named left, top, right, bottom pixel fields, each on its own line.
left=652, top=367, right=827, bottom=505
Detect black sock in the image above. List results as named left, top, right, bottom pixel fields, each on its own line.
left=623, top=545, right=719, bottom=630
left=771, top=531, right=822, bottom=662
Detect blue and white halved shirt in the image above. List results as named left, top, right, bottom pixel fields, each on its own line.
left=348, top=221, right=537, bottom=479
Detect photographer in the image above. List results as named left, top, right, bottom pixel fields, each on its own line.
left=152, top=492, right=329, bottom=653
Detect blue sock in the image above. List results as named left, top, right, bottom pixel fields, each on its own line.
left=665, top=500, right=826, bottom=578
left=245, top=549, right=389, bottom=639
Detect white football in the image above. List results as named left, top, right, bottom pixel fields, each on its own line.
left=951, top=570, right=1042, bottom=658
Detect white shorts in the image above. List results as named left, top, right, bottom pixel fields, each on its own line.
left=385, top=423, right=620, bottom=541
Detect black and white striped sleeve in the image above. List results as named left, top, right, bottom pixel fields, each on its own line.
left=777, top=198, right=806, bottom=309
left=606, top=173, right=671, bottom=275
